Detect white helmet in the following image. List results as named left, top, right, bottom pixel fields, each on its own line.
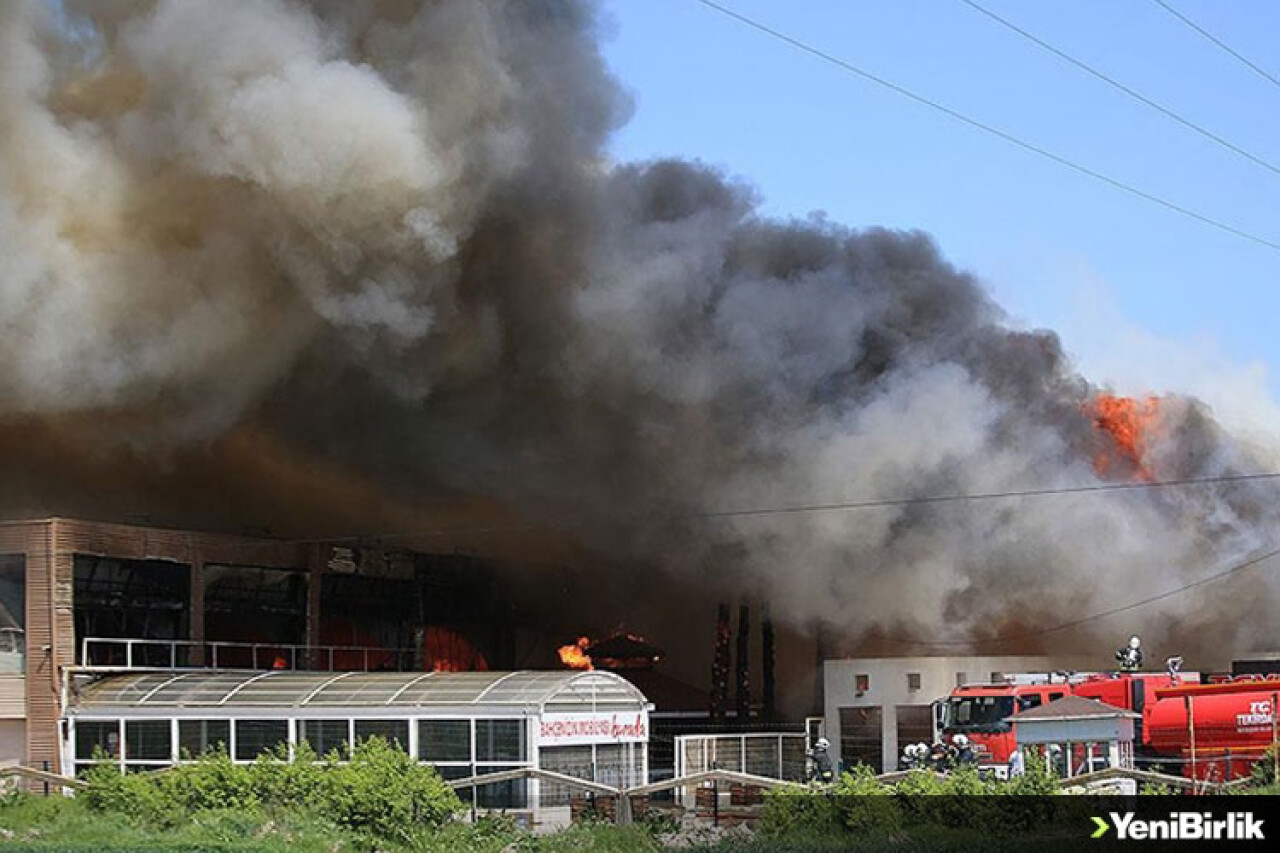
left=1128, top=635, right=1142, bottom=650
left=815, top=737, right=830, bottom=750
left=952, top=734, right=969, bottom=747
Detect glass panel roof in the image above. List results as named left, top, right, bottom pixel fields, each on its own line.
left=72, top=670, right=648, bottom=712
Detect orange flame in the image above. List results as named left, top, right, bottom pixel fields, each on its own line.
left=1090, top=393, right=1161, bottom=480
left=557, top=636, right=593, bottom=670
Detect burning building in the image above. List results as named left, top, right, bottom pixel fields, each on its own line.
left=0, top=516, right=550, bottom=773
left=1, top=0, right=1279, bottom=775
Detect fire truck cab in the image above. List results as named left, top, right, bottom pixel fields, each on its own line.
left=934, top=677, right=1071, bottom=778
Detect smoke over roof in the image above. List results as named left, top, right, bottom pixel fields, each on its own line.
left=1, top=0, right=1276, bottom=656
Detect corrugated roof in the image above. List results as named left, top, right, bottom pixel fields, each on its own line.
left=1013, top=695, right=1138, bottom=722
left=69, top=669, right=648, bottom=712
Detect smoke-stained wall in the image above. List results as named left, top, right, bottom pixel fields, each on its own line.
left=1, top=0, right=1277, bottom=661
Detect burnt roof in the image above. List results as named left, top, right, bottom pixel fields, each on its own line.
left=586, top=633, right=664, bottom=661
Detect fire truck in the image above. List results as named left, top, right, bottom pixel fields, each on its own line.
left=1145, top=676, right=1280, bottom=781
left=932, top=675, right=1073, bottom=778
left=932, top=669, right=1201, bottom=778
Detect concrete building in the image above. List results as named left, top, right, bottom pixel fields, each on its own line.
left=823, top=655, right=1071, bottom=772
left=0, top=517, right=520, bottom=778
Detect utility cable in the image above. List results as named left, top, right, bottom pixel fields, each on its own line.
left=1152, top=0, right=1280, bottom=92
left=962, top=0, right=1280, bottom=178
left=289, top=470, right=1280, bottom=544
left=689, top=0, right=1280, bottom=252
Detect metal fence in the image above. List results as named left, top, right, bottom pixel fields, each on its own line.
left=674, top=732, right=808, bottom=782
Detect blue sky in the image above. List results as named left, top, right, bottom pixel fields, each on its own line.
left=599, top=0, right=1280, bottom=438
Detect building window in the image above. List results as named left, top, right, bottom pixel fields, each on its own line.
left=474, top=765, right=528, bottom=809
left=125, top=720, right=171, bottom=761
left=354, top=719, right=409, bottom=750
left=990, top=672, right=1004, bottom=684
left=418, top=719, right=470, bottom=763
left=906, top=673, right=922, bottom=692
left=475, top=719, right=525, bottom=762
left=75, top=720, right=120, bottom=761
left=179, top=720, right=230, bottom=757
left=855, top=674, right=870, bottom=693
left=0, top=555, right=24, bottom=675
left=955, top=672, right=968, bottom=687
left=301, top=720, right=349, bottom=756
left=234, top=720, right=288, bottom=761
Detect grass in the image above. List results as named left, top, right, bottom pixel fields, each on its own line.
left=0, top=794, right=357, bottom=853
left=0, top=795, right=677, bottom=853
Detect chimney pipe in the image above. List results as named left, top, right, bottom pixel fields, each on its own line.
left=735, top=603, right=751, bottom=723
left=762, top=602, right=776, bottom=725
left=710, top=603, right=731, bottom=722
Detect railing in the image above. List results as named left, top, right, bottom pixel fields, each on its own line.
left=78, top=637, right=418, bottom=672
left=675, top=732, right=809, bottom=782
left=0, top=763, right=87, bottom=793
left=449, top=767, right=800, bottom=825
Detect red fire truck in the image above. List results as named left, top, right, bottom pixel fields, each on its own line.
left=933, top=669, right=1201, bottom=778
left=1145, top=676, right=1280, bottom=781
left=933, top=676, right=1073, bottom=777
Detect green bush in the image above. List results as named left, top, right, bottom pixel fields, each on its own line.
left=1249, top=744, right=1280, bottom=787
left=759, top=785, right=842, bottom=837
left=1001, top=750, right=1058, bottom=796
left=317, top=736, right=462, bottom=842
left=77, top=737, right=463, bottom=846
left=832, top=764, right=900, bottom=833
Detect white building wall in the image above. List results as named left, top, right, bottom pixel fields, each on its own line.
left=823, top=656, right=1076, bottom=773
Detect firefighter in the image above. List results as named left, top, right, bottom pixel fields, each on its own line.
left=952, top=733, right=976, bottom=766
left=808, top=736, right=836, bottom=783
left=926, top=740, right=952, bottom=771
left=904, top=742, right=930, bottom=770
left=899, top=742, right=921, bottom=770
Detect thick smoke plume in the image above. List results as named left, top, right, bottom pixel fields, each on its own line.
left=2, top=0, right=1277, bottom=659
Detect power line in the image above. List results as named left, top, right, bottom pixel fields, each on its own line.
left=699, top=471, right=1280, bottom=521
left=689, top=0, right=1280, bottom=252
left=1152, top=0, right=1280, bottom=92
left=961, top=0, right=1280, bottom=178
left=891, top=543, right=1280, bottom=648
left=299, top=470, right=1280, bottom=544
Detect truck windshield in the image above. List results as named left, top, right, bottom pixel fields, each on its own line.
left=945, top=696, right=1015, bottom=731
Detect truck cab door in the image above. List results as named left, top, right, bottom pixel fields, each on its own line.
left=932, top=700, right=945, bottom=742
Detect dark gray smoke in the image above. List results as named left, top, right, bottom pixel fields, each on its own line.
left=2, top=0, right=1276, bottom=657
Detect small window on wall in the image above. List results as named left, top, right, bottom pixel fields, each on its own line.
left=418, top=719, right=470, bottom=763
left=179, top=720, right=230, bottom=758
left=955, top=672, right=968, bottom=687
left=354, top=719, right=409, bottom=750
left=76, top=720, right=120, bottom=761
left=234, top=720, right=288, bottom=761
left=855, top=674, right=870, bottom=693
left=476, top=719, right=526, bottom=762
left=301, top=720, right=348, bottom=756
left=990, top=672, right=1004, bottom=684
left=125, top=721, right=171, bottom=761
left=906, top=673, right=922, bottom=692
